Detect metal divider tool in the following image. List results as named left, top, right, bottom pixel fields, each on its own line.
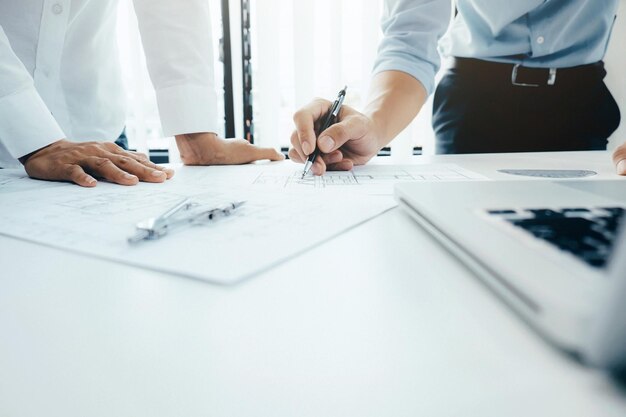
left=128, top=198, right=246, bottom=244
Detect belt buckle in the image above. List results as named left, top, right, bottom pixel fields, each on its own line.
left=511, top=64, right=557, bottom=87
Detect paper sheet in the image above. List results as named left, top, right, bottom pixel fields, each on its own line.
left=0, top=161, right=486, bottom=284
left=250, top=162, right=487, bottom=194
left=0, top=169, right=69, bottom=193
left=0, top=166, right=394, bottom=284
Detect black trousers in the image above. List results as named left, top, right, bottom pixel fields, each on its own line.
left=432, top=60, right=621, bottom=154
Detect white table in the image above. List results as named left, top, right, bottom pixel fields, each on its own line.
left=2, top=151, right=626, bottom=417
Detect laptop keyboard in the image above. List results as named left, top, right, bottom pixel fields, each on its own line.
left=487, top=207, right=625, bottom=269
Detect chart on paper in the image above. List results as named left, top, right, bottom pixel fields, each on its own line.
left=0, top=169, right=69, bottom=193
left=0, top=174, right=395, bottom=285
left=0, top=161, right=484, bottom=284
left=252, top=164, right=488, bottom=193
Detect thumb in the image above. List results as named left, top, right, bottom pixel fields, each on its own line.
left=317, top=115, right=369, bottom=154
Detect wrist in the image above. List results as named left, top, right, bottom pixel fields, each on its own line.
left=18, top=139, right=67, bottom=165
left=175, top=132, right=221, bottom=165
left=366, top=111, right=392, bottom=149
left=175, top=132, right=218, bottom=141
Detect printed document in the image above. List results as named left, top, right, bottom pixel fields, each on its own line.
left=0, top=161, right=486, bottom=284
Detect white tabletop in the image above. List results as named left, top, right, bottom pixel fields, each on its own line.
left=2, top=151, right=626, bottom=417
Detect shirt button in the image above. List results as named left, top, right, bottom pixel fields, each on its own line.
left=536, top=36, right=545, bottom=45
left=51, top=3, right=63, bottom=14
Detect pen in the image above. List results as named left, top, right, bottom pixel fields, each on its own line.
left=301, top=86, right=347, bottom=178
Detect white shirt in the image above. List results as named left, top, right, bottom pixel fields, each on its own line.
left=0, top=0, right=218, bottom=167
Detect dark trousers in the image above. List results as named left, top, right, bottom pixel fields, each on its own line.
left=432, top=60, right=621, bottom=154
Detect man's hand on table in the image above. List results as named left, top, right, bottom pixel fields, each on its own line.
left=175, top=132, right=284, bottom=165
left=613, top=143, right=626, bottom=176
left=289, top=99, right=384, bottom=176
left=19, top=133, right=284, bottom=187
left=19, top=139, right=174, bottom=187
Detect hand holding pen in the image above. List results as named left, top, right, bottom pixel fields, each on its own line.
left=301, top=87, right=347, bottom=178
left=290, top=87, right=385, bottom=176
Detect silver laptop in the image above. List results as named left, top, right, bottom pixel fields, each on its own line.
left=395, top=180, right=626, bottom=371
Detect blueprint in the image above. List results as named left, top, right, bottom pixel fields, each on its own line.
left=0, top=161, right=486, bottom=284
left=0, top=165, right=394, bottom=284
left=250, top=162, right=487, bottom=193
left=0, top=169, right=69, bottom=193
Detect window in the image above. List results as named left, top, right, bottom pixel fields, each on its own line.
left=115, top=0, right=225, bottom=158
left=116, top=0, right=450, bottom=161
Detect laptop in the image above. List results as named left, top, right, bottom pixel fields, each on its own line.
left=395, top=180, right=626, bottom=371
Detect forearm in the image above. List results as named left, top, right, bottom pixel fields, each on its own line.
left=0, top=25, right=65, bottom=160
left=133, top=0, right=219, bottom=137
left=363, top=70, right=428, bottom=148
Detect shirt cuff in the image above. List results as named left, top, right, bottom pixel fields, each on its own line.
left=373, top=56, right=437, bottom=97
left=0, top=87, right=65, bottom=159
left=155, top=84, right=219, bottom=137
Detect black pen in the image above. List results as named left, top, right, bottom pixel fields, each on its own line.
left=301, top=86, right=347, bottom=178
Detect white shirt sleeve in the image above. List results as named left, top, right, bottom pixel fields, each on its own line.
left=0, top=25, right=65, bottom=159
left=133, top=0, right=219, bottom=137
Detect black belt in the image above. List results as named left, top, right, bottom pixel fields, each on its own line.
left=450, top=57, right=606, bottom=88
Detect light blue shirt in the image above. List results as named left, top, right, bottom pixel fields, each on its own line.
left=373, top=0, right=619, bottom=95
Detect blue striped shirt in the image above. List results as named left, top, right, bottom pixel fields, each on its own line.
left=374, top=0, right=619, bottom=95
